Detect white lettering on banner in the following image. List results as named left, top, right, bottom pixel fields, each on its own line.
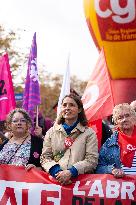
left=95, top=0, right=135, bottom=24
left=106, top=180, right=135, bottom=200
left=0, top=180, right=61, bottom=205
left=73, top=180, right=135, bottom=200
left=121, top=182, right=135, bottom=200
left=127, top=144, right=136, bottom=151
left=73, top=181, right=85, bottom=196
left=106, top=180, right=120, bottom=198
left=88, top=180, right=104, bottom=197
left=0, top=97, right=8, bottom=101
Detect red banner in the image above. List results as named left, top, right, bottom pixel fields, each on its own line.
left=0, top=165, right=135, bottom=204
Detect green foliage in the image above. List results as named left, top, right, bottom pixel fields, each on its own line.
left=0, top=25, right=26, bottom=79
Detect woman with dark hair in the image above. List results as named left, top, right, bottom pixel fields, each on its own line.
left=41, top=94, right=98, bottom=185
left=0, top=108, right=43, bottom=170
left=56, top=94, right=88, bottom=126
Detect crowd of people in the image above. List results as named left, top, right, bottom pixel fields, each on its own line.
left=0, top=94, right=136, bottom=185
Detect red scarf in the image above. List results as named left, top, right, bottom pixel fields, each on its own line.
left=118, top=127, right=136, bottom=167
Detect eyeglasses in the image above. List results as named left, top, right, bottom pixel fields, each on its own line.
left=12, top=118, right=27, bottom=124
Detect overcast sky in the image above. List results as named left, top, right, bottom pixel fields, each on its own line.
left=0, top=0, right=99, bottom=81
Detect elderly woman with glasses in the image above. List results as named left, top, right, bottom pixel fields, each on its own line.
left=96, top=103, right=136, bottom=178
left=0, top=108, right=43, bottom=170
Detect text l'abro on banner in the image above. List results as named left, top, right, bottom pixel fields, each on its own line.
left=0, top=164, right=136, bottom=205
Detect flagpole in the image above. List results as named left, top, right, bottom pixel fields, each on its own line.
left=36, top=106, right=39, bottom=127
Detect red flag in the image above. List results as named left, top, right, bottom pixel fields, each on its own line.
left=82, top=48, right=114, bottom=122
left=88, top=119, right=102, bottom=150
left=0, top=53, right=16, bottom=120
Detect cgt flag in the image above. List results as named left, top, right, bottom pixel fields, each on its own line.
left=22, top=32, right=41, bottom=121
left=82, top=48, right=114, bottom=122
left=82, top=48, right=114, bottom=149
left=0, top=53, right=16, bottom=120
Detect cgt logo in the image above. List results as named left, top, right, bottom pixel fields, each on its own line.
left=95, top=0, right=135, bottom=24
left=82, top=84, right=99, bottom=111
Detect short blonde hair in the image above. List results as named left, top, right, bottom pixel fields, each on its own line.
left=130, top=100, right=136, bottom=111
left=112, top=103, right=136, bottom=124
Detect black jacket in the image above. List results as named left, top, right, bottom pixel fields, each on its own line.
left=0, top=135, right=43, bottom=167
left=102, top=121, right=113, bottom=145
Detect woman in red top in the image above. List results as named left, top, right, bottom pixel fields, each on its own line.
left=96, top=103, right=136, bottom=178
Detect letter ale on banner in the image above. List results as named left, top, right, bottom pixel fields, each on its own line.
left=0, top=165, right=135, bottom=204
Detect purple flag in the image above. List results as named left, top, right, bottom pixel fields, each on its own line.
left=22, top=32, right=41, bottom=120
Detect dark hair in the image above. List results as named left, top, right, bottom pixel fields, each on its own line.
left=0, top=121, right=6, bottom=133
left=57, top=93, right=88, bottom=126
left=6, top=108, right=32, bottom=127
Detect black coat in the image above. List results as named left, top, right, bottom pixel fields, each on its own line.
left=0, top=135, right=43, bottom=167
left=101, top=121, right=113, bottom=145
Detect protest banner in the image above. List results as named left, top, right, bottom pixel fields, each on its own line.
left=0, top=164, right=135, bottom=205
